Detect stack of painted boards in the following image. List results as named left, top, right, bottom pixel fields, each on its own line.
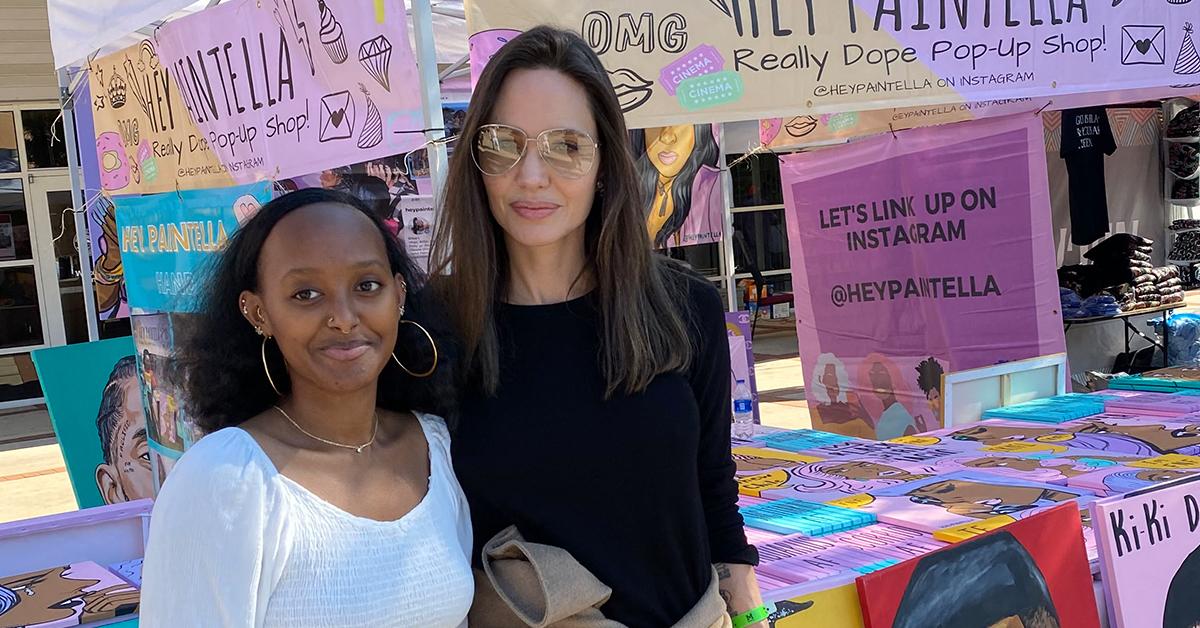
left=0, top=559, right=140, bottom=627
left=1109, top=366, right=1200, bottom=392
left=742, top=389, right=1200, bottom=627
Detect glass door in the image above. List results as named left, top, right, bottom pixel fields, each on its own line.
left=0, top=106, right=72, bottom=408
left=30, top=173, right=80, bottom=345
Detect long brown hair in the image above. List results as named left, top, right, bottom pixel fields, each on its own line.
left=429, top=25, right=692, bottom=397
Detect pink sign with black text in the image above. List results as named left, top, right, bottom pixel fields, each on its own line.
left=155, top=0, right=425, bottom=182
left=780, top=115, right=1064, bottom=440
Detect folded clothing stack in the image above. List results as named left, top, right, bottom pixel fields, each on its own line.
left=1085, top=233, right=1156, bottom=293
left=1079, top=293, right=1120, bottom=317
left=1058, top=266, right=1092, bottom=297
left=1061, top=287, right=1084, bottom=318
left=1154, top=266, right=1186, bottom=306
left=1168, top=104, right=1200, bottom=139
left=1175, top=178, right=1199, bottom=202
left=1170, top=143, right=1199, bottom=178
left=1169, top=219, right=1200, bottom=262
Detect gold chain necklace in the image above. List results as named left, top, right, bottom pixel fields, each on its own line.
left=273, top=405, right=378, bottom=454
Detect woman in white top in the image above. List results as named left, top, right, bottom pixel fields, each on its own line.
left=140, top=188, right=473, bottom=627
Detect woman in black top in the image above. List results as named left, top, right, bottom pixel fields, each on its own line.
left=429, top=26, right=762, bottom=626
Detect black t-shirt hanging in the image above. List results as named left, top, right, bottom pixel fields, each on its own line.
left=1061, top=107, right=1117, bottom=246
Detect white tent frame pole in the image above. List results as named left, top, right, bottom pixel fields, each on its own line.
left=59, top=67, right=100, bottom=342
left=439, top=54, right=469, bottom=82
left=718, top=124, right=737, bottom=311
left=410, top=0, right=448, bottom=207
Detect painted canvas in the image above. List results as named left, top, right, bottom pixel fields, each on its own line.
left=763, top=582, right=864, bottom=628
left=858, top=503, right=1099, bottom=628
left=892, top=420, right=1073, bottom=453
left=630, top=123, right=724, bottom=249
left=1069, top=454, right=1200, bottom=496
left=827, top=471, right=1099, bottom=532
left=799, top=439, right=964, bottom=463
left=930, top=509, right=1103, bottom=572
left=1048, top=415, right=1200, bottom=457
left=912, top=451, right=1138, bottom=487
left=1092, top=474, right=1200, bottom=628
left=108, top=559, right=142, bottom=588
left=0, top=562, right=139, bottom=627
left=1104, top=391, right=1200, bottom=416
left=31, top=338, right=153, bottom=509
left=756, top=524, right=944, bottom=589
left=739, top=457, right=936, bottom=502
left=934, top=415, right=1200, bottom=457
left=733, top=447, right=823, bottom=476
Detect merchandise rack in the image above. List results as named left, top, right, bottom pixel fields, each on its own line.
left=1163, top=98, right=1200, bottom=287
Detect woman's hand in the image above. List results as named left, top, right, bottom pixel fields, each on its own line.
left=716, top=563, right=767, bottom=628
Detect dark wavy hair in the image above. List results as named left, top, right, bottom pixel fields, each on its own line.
left=1165, top=542, right=1200, bottom=628
left=893, top=530, right=1060, bottom=628
left=630, top=124, right=720, bottom=249
left=429, top=25, right=693, bottom=398
left=179, top=187, right=453, bottom=433
left=916, top=357, right=944, bottom=397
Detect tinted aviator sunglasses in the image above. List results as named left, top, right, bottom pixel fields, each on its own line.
left=472, top=124, right=600, bottom=179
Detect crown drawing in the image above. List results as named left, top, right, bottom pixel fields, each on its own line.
left=108, top=73, right=127, bottom=109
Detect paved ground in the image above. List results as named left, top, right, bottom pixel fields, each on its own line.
left=0, top=407, right=75, bottom=523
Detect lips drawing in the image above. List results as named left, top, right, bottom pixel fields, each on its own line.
left=608, top=68, right=653, bottom=112
left=785, top=115, right=818, bottom=137
left=658, top=151, right=678, bottom=166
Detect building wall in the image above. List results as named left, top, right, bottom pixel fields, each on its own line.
left=0, top=0, right=57, bottom=103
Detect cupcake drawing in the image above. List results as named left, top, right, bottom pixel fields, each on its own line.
left=319, top=0, right=348, bottom=64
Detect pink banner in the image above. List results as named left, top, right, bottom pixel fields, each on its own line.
left=156, top=0, right=424, bottom=182
left=781, top=115, right=1064, bottom=440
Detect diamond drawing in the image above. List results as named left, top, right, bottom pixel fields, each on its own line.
left=359, top=35, right=393, bottom=92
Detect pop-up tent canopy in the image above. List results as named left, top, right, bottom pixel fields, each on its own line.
left=47, top=0, right=469, bottom=72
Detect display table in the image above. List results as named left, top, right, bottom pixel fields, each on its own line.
left=1063, top=304, right=1176, bottom=365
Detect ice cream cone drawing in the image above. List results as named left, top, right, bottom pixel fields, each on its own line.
left=358, top=85, right=383, bottom=149
left=1177, top=23, right=1200, bottom=76
left=319, top=0, right=348, bottom=64
left=359, top=35, right=393, bottom=91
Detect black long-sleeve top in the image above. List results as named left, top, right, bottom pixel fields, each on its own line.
left=451, top=270, right=758, bottom=626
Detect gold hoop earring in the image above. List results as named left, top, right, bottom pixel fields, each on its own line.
left=393, top=320, right=438, bottom=378
left=261, top=336, right=282, bottom=396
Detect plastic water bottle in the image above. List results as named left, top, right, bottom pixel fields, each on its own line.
left=732, top=379, right=754, bottom=440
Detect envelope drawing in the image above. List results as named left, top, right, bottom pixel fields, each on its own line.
left=319, top=91, right=356, bottom=142
left=1121, top=25, right=1166, bottom=66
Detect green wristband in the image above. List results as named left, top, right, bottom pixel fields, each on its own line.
left=731, top=605, right=770, bottom=628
